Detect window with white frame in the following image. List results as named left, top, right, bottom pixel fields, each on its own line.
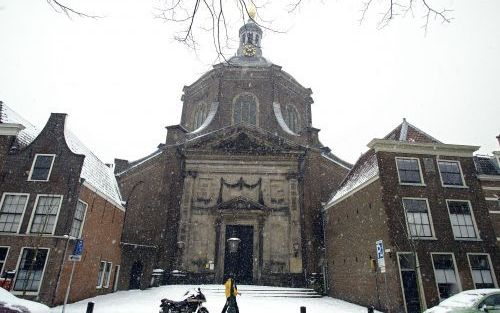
left=447, top=200, right=478, bottom=239
left=0, top=247, right=9, bottom=274
left=97, top=260, right=113, bottom=288
left=104, top=262, right=112, bottom=288
left=29, top=195, right=62, bottom=234
left=396, top=158, right=424, bottom=185
left=0, top=193, right=29, bottom=233
left=402, top=198, right=434, bottom=238
left=13, top=248, right=49, bottom=293
left=97, top=261, right=106, bottom=288
left=432, top=253, right=461, bottom=300
left=468, top=254, right=497, bottom=289
left=28, top=154, right=55, bottom=181
left=69, top=200, right=87, bottom=238
left=438, top=160, right=465, bottom=186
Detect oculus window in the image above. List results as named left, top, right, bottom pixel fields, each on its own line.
left=438, top=160, right=465, bottom=186
left=396, top=158, right=423, bottom=185
left=233, top=93, right=257, bottom=126
left=402, top=198, right=434, bottom=238
left=28, top=154, right=55, bottom=181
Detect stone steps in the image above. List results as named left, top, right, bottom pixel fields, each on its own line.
left=201, top=286, right=322, bottom=298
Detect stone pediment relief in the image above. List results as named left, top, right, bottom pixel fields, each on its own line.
left=185, top=126, right=304, bottom=155
left=215, top=196, right=268, bottom=212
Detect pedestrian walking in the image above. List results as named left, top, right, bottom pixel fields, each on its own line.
left=221, top=275, right=239, bottom=313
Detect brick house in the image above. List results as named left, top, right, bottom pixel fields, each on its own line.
left=323, top=119, right=500, bottom=313
left=115, top=17, right=350, bottom=289
left=474, top=136, right=500, bottom=246
left=0, top=103, right=125, bottom=306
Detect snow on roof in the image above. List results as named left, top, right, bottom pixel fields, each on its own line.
left=116, top=148, right=163, bottom=176
left=64, top=130, right=123, bottom=207
left=0, top=103, right=123, bottom=208
left=0, top=102, right=40, bottom=148
left=326, top=150, right=379, bottom=207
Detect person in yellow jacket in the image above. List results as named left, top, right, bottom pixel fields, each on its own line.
left=221, top=275, right=239, bottom=313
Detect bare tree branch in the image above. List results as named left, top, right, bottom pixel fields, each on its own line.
left=47, top=0, right=101, bottom=19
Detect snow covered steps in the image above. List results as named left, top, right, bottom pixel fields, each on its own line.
left=201, top=286, right=322, bottom=298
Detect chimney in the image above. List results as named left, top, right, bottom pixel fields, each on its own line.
left=114, top=158, right=129, bottom=174
left=496, top=134, right=500, bottom=147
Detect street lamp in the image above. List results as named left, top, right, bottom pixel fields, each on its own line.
left=227, top=231, right=240, bottom=279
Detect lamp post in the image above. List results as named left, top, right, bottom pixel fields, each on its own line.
left=227, top=232, right=241, bottom=279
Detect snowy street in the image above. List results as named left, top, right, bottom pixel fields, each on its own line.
left=50, top=285, right=381, bottom=313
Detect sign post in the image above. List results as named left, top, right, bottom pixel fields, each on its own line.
left=376, top=240, right=389, bottom=313
left=62, top=239, right=83, bottom=313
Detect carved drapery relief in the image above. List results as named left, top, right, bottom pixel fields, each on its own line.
left=217, top=177, right=264, bottom=204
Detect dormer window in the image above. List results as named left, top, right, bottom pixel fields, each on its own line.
left=28, top=154, right=56, bottom=182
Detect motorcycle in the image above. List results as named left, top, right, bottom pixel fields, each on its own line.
left=159, top=288, right=209, bottom=313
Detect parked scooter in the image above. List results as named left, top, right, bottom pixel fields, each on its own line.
left=159, top=288, right=209, bottom=313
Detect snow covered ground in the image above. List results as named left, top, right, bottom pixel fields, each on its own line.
left=50, top=285, right=381, bottom=313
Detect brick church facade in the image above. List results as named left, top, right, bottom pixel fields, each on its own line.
left=115, top=18, right=350, bottom=289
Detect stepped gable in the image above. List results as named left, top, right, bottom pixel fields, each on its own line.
left=474, top=155, right=500, bottom=176
left=0, top=103, right=123, bottom=207
left=384, top=118, right=442, bottom=143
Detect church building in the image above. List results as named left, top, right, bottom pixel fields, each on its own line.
left=115, top=13, right=351, bottom=289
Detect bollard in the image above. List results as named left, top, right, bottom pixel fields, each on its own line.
left=86, top=302, right=94, bottom=313
left=367, top=305, right=375, bottom=313
left=300, top=306, right=306, bottom=313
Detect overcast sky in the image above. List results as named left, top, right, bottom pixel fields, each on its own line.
left=0, top=0, right=499, bottom=165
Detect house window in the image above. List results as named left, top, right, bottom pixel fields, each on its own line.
left=468, top=254, right=497, bottom=289
left=97, top=261, right=112, bottom=288
left=69, top=200, right=87, bottom=238
left=0, top=193, right=29, bottom=233
left=233, top=93, right=257, bottom=126
left=104, top=262, right=112, bottom=288
left=0, top=247, right=9, bottom=274
left=432, top=253, right=461, bottom=300
left=97, top=261, right=106, bottom=288
left=438, top=160, right=465, bottom=186
left=13, top=248, right=49, bottom=293
left=447, top=200, right=478, bottom=239
left=283, top=105, right=299, bottom=133
left=29, top=195, right=63, bottom=234
left=396, top=158, right=424, bottom=185
left=402, top=198, right=434, bottom=238
left=28, top=154, right=55, bottom=181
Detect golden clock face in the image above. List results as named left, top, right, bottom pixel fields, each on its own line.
left=243, top=44, right=257, bottom=57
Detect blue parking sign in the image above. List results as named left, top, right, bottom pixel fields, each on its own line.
left=73, top=239, right=84, bottom=256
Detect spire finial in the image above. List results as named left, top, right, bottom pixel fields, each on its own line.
left=248, top=3, right=257, bottom=20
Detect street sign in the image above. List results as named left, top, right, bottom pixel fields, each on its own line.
left=68, top=255, right=82, bottom=262
left=376, top=240, right=386, bottom=273
left=73, top=239, right=84, bottom=256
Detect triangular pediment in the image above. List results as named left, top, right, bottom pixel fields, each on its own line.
left=215, top=196, right=267, bottom=211
left=184, top=125, right=304, bottom=154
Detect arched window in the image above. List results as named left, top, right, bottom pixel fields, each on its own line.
left=284, top=105, right=299, bottom=133
left=233, top=93, right=257, bottom=126
left=193, top=102, right=209, bottom=130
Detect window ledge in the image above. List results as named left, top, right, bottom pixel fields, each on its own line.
left=27, top=179, right=50, bottom=182
left=409, top=237, right=438, bottom=241
left=442, top=185, right=469, bottom=189
left=400, top=183, right=427, bottom=187
left=454, top=238, right=482, bottom=242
